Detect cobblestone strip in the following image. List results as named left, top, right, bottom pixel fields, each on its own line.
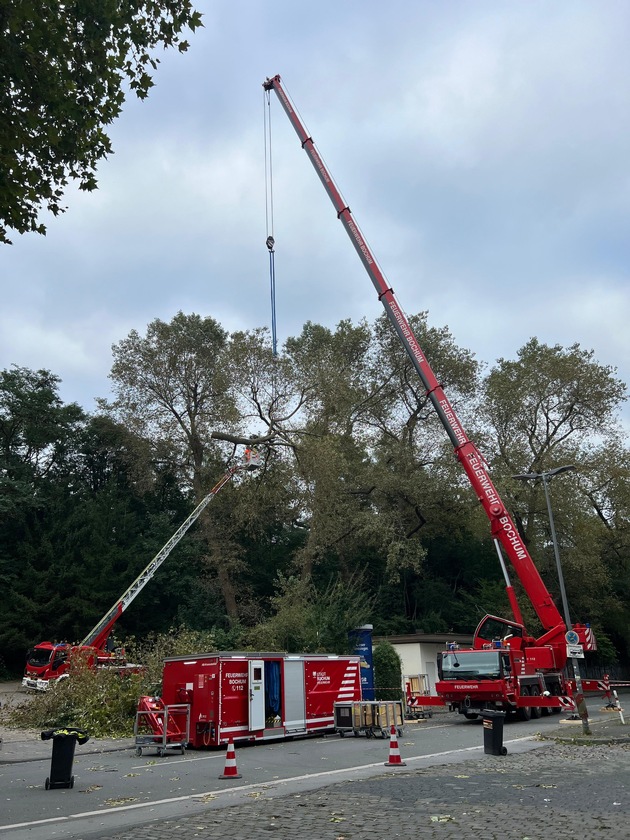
left=94, top=742, right=630, bottom=840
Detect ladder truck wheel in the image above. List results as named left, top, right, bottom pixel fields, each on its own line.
left=530, top=687, right=542, bottom=718
left=517, top=688, right=532, bottom=721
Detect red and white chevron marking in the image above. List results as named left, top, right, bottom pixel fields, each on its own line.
left=583, top=626, right=597, bottom=651
left=337, top=661, right=360, bottom=701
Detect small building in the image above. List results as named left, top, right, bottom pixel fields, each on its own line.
left=374, top=632, right=474, bottom=695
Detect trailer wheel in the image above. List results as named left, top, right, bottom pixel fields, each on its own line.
left=338, top=730, right=345, bottom=737
left=135, top=747, right=142, bottom=757
left=70, top=776, right=74, bottom=789
left=45, top=778, right=50, bottom=790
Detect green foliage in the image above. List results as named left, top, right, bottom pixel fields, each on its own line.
left=1, top=627, right=219, bottom=736
left=243, top=573, right=374, bottom=654
left=586, top=627, right=618, bottom=666
left=373, top=641, right=403, bottom=701
left=0, top=1, right=203, bottom=244
left=4, top=661, right=143, bottom=737
left=127, top=626, right=219, bottom=688
left=2, top=315, right=630, bottom=685
left=0, top=655, right=13, bottom=681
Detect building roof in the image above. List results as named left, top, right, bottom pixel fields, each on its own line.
left=374, top=633, right=474, bottom=646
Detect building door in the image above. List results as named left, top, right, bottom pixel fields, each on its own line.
left=425, top=660, right=437, bottom=694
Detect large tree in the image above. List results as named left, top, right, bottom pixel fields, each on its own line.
left=481, top=338, right=625, bottom=476
left=0, top=365, right=85, bottom=512
left=0, top=0, right=202, bottom=244
left=102, top=312, right=281, bottom=620
left=480, top=339, right=628, bottom=639
left=0, top=366, right=85, bottom=667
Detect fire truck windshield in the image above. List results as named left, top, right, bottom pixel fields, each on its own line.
left=26, top=648, right=53, bottom=667
left=440, top=651, right=502, bottom=680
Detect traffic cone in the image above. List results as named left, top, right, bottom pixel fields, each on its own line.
left=384, top=724, right=406, bottom=767
left=218, top=737, right=242, bottom=779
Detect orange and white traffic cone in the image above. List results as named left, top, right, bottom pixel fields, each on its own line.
left=218, top=737, right=242, bottom=779
left=384, top=724, right=406, bottom=767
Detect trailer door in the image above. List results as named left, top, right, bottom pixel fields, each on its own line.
left=248, top=659, right=265, bottom=730
left=284, top=658, right=306, bottom=732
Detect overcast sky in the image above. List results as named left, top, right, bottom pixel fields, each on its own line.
left=3, top=0, right=629, bottom=430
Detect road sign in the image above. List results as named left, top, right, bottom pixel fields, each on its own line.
left=565, top=630, right=579, bottom=645
left=567, top=644, right=584, bottom=658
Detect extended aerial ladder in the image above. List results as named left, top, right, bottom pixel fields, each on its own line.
left=81, top=457, right=259, bottom=650
left=23, top=453, right=259, bottom=689
left=263, top=75, right=597, bottom=721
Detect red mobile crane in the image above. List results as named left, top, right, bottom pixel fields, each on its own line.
left=263, top=74, right=598, bottom=721
left=23, top=456, right=259, bottom=691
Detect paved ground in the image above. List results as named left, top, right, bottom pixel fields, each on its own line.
left=3, top=680, right=629, bottom=839
left=97, top=728, right=630, bottom=840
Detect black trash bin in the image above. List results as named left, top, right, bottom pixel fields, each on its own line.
left=481, top=709, right=507, bottom=756
left=41, top=728, right=90, bottom=789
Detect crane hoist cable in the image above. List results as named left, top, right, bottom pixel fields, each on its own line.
left=263, top=88, right=278, bottom=357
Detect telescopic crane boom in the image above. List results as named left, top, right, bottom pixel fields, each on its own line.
left=263, top=74, right=567, bottom=652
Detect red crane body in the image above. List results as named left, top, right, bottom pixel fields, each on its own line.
left=264, top=74, right=597, bottom=718
left=264, top=75, right=561, bottom=635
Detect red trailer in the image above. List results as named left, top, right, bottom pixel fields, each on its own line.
left=137, top=651, right=362, bottom=750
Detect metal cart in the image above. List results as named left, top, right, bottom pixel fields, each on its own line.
left=134, top=703, right=190, bottom=757
left=405, top=674, right=434, bottom=719
left=334, top=700, right=404, bottom=738
left=405, top=692, right=434, bottom=719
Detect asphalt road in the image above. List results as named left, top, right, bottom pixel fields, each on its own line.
left=0, top=699, right=618, bottom=840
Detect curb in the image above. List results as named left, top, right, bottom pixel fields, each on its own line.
left=537, top=722, right=630, bottom=746
left=0, top=740, right=134, bottom=765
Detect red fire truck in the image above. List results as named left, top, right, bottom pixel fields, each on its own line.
left=135, top=651, right=362, bottom=752
left=23, top=458, right=257, bottom=690
left=263, top=74, right=600, bottom=721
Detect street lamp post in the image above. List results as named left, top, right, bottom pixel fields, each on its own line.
left=512, top=465, right=591, bottom=735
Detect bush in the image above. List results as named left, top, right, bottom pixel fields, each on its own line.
left=373, top=641, right=403, bottom=702
left=1, top=626, right=220, bottom=738
left=126, top=626, right=219, bottom=691
left=4, top=661, right=144, bottom=737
